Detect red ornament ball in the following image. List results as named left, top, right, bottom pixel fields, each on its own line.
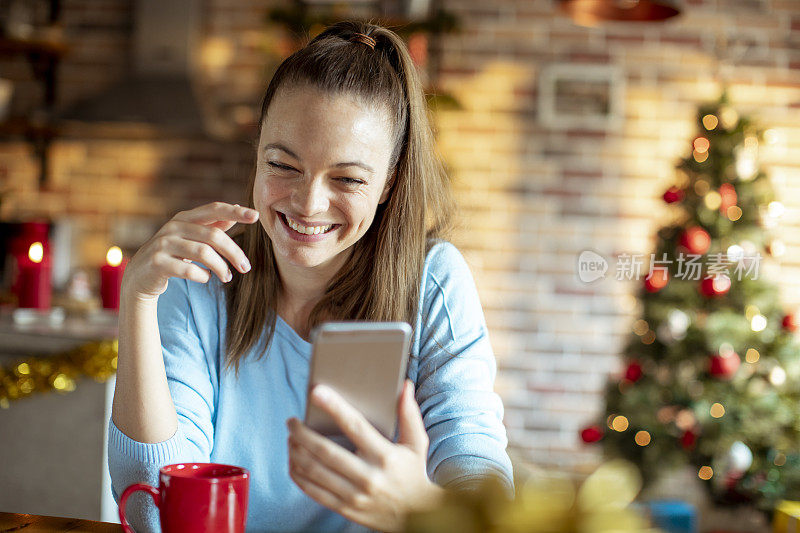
left=782, top=314, right=797, bottom=332
left=709, top=351, right=741, bottom=379
left=679, top=226, right=711, bottom=255
left=644, top=269, right=669, bottom=293
left=680, top=429, right=697, bottom=450
left=663, top=186, right=685, bottom=204
left=580, top=425, right=604, bottom=443
left=699, top=275, right=731, bottom=297
left=625, top=361, right=643, bottom=383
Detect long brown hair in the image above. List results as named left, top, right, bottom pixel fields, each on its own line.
left=222, top=20, right=454, bottom=377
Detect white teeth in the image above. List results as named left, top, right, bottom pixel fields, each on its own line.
left=285, top=215, right=333, bottom=236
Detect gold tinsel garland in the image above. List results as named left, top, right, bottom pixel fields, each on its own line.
left=0, top=339, right=118, bottom=408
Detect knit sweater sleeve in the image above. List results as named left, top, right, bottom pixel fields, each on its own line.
left=411, top=242, right=514, bottom=497
left=107, top=275, right=218, bottom=533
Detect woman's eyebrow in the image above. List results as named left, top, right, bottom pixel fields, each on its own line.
left=264, top=143, right=300, bottom=160
left=333, top=161, right=375, bottom=174
left=264, top=142, right=375, bottom=174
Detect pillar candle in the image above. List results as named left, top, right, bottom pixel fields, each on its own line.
left=100, top=246, right=128, bottom=310
left=16, top=241, right=52, bottom=309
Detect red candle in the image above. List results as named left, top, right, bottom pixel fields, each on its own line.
left=16, top=241, right=52, bottom=309
left=101, top=246, right=128, bottom=310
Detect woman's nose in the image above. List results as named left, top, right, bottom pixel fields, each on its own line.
left=291, top=177, right=330, bottom=216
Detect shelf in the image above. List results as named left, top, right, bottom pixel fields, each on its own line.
left=0, top=36, right=68, bottom=58
left=0, top=117, right=58, bottom=139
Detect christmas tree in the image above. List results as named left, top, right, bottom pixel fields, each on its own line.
left=582, top=93, right=800, bottom=513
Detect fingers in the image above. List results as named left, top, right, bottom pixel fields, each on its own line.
left=174, top=201, right=259, bottom=227
left=288, top=466, right=367, bottom=526
left=287, top=418, right=375, bottom=488
left=288, top=436, right=362, bottom=499
left=173, top=222, right=250, bottom=274
left=310, top=385, right=391, bottom=461
left=397, top=380, right=428, bottom=453
left=162, top=235, right=233, bottom=283
left=153, top=254, right=213, bottom=284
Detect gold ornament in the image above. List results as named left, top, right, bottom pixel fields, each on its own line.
left=0, top=339, right=118, bottom=407
left=405, top=460, right=655, bottom=533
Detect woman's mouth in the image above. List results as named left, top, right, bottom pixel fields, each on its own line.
left=278, top=212, right=340, bottom=240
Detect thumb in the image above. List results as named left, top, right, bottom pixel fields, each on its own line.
left=397, top=379, right=428, bottom=453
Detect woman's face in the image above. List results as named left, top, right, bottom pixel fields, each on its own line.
left=254, top=84, right=395, bottom=273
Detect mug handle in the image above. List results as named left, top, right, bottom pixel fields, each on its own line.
left=118, top=483, right=160, bottom=533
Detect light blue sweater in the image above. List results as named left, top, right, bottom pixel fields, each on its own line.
left=108, top=241, right=514, bottom=532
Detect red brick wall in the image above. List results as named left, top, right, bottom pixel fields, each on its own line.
left=434, top=0, right=800, bottom=470
left=2, top=0, right=800, bottom=473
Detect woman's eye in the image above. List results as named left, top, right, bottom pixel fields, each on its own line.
left=268, top=161, right=298, bottom=172
left=337, top=177, right=365, bottom=185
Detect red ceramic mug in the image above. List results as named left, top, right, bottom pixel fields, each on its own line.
left=118, top=462, right=249, bottom=533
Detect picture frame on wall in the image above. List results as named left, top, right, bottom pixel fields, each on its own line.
left=538, top=64, right=625, bottom=130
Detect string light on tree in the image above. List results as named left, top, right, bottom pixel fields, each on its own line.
left=675, top=409, right=696, bottom=431
left=699, top=466, right=714, bottom=480
left=658, top=309, right=690, bottom=343
left=726, top=245, right=744, bottom=262
left=611, top=415, right=629, bottom=432
left=634, top=431, right=651, bottom=446
left=704, top=191, right=722, bottom=210
left=770, top=366, right=787, bottom=386
left=727, top=206, right=743, bottom=221
left=719, top=106, right=739, bottom=129
left=702, top=114, right=719, bottom=130
left=768, top=239, right=786, bottom=257
left=768, top=201, right=785, bottom=218
left=751, top=314, right=767, bottom=332
left=668, top=309, right=689, bottom=338
left=633, top=319, right=649, bottom=336
left=726, top=441, right=753, bottom=472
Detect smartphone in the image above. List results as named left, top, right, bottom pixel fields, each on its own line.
left=304, top=321, right=413, bottom=451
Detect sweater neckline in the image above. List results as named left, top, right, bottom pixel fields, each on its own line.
left=275, top=315, right=312, bottom=354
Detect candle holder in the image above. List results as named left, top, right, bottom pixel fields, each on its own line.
left=87, top=306, right=123, bottom=325
left=12, top=306, right=65, bottom=326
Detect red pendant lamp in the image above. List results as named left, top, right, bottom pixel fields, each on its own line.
left=560, top=0, right=681, bottom=26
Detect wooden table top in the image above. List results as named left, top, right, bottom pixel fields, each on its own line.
left=0, top=512, right=122, bottom=532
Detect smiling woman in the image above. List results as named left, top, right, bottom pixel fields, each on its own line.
left=108, top=20, right=513, bottom=533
